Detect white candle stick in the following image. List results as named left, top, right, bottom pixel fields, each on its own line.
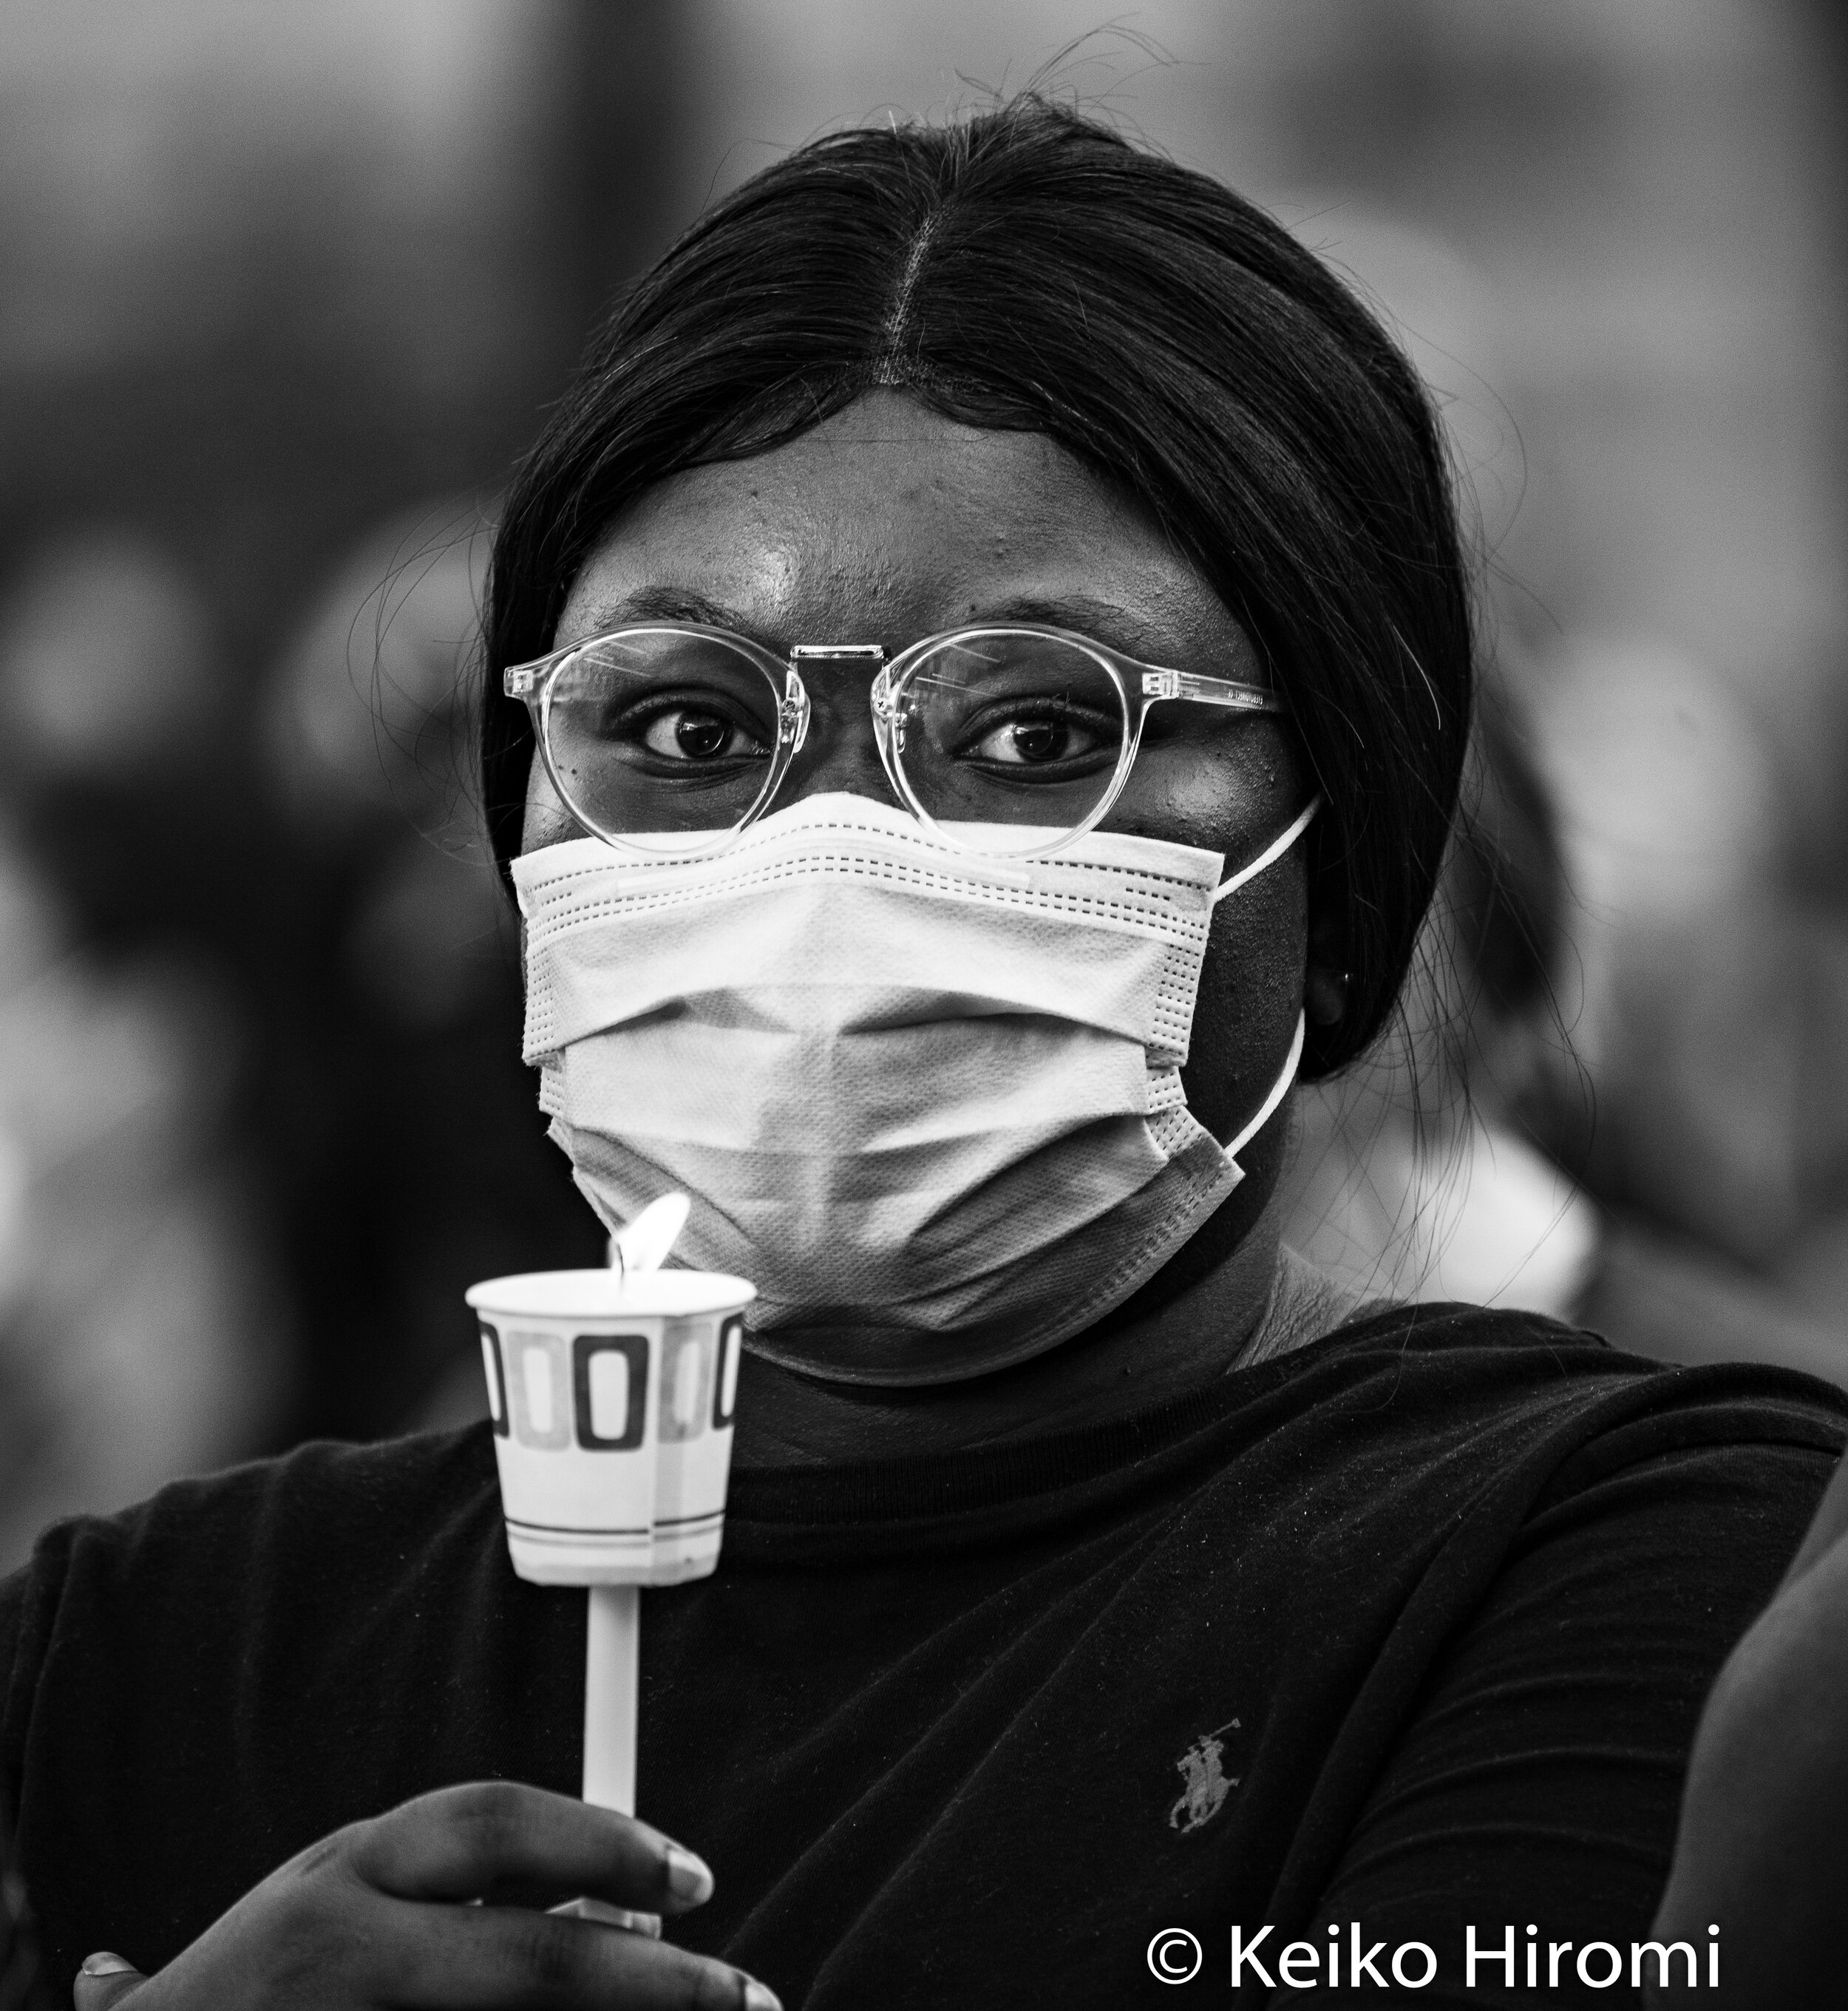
left=582, top=1582, right=639, bottom=1814
left=554, top=1581, right=656, bottom=1935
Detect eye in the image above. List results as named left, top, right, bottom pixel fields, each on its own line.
left=964, top=709, right=1110, bottom=767
left=635, top=705, right=769, bottom=763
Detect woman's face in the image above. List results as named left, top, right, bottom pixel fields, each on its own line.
left=523, top=390, right=1313, bottom=1153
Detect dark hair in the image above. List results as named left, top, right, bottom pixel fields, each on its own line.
left=482, top=98, right=1474, bottom=1076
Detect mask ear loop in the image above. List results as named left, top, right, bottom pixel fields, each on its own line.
left=1209, top=794, right=1320, bottom=1161
left=1209, top=794, right=1322, bottom=906
left=1225, top=1009, right=1306, bottom=1161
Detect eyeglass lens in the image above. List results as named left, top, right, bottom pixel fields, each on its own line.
left=541, top=626, right=1133, bottom=844
left=543, top=629, right=785, bottom=838
left=889, top=631, right=1125, bottom=832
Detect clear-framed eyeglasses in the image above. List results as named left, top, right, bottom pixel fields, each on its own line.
left=503, top=620, right=1288, bottom=860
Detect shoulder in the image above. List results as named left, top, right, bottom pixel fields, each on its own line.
left=1, top=1428, right=583, bottom=1985
left=18, top=1421, right=499, bottom=1585
left=1, top=1425, right=503, bottom=1746
left=1308, top=1298, right=1847, bottom=1437
left=1222, top=1300, right=1848, bottom=1529
left=1287, top=1303, right=1848, bottom=1512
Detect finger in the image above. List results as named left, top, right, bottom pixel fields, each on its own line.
left=367, top=1898, right=781, bottom=2010
left=345, top=1781, right=713, bottom=1915
left=73, top=1953, right=148, bottom=2010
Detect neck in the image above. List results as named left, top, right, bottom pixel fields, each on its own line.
left=730, top=1181, right=1361, bottom=1468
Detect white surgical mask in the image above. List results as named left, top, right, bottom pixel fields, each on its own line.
left=514, top=791, right=1317, bottom=1386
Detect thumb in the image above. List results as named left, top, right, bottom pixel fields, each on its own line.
left=73, top=1951, right=149, bottom=2009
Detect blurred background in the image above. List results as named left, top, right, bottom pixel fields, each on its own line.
left=1, top=0, right=1847, bottom=1567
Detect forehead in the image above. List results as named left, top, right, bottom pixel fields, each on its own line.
left=555, top=391, right=1258, bottom=672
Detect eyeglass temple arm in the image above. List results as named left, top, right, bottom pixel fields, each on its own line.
left=1139, top=668, right=1285, bottom=715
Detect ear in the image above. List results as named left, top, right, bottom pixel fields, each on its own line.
left=1305, top=905, right=1351, bottom=1029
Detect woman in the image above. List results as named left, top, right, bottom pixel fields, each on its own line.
left=6, top=102, right=1846, bottom=2009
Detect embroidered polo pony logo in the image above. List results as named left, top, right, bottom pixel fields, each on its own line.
left=1168, top=1718, right=1240, bottom=1833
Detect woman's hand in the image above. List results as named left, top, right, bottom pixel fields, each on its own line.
left=69, top=1781, right=779, bottom=2010
left=1651, top=1449, right=1848, bottom=2004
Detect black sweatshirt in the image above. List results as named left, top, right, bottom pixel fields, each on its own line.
left=4, top=1306, right=1844, bottom=2007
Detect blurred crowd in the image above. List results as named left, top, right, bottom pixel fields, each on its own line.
left=1, top=0, right=1845, bottom=1570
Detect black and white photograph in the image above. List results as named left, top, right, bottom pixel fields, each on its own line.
left=3, top=4, right=1848, bottom=2004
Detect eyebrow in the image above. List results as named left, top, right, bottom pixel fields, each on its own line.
left=566, top=586, right=763, bottom=639
left=570, top=587, right=1177, bottom=651
left=971, top=594, right=1173, bottom=659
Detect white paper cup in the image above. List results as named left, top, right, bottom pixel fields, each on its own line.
left=466, top=1269, right=755, bottom=1587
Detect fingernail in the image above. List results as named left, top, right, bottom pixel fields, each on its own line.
left=81, top=1953, right=138, bottom=1977
left=742, top=1981, right=783, bottom=2011
left=665, top=1842, right=714, bottom=1905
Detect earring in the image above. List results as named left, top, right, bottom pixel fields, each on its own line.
left=1306, top=966, right=1351, bottom=1027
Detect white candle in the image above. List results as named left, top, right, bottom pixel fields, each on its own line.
left=582, top=1582, right=640, bottom=1815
